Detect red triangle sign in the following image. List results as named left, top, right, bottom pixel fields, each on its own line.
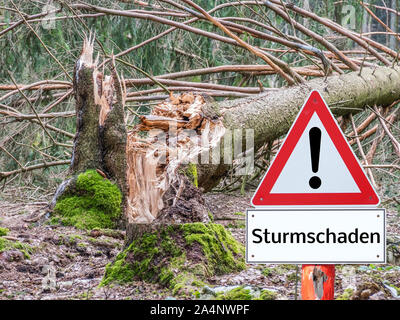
left=251, top=90, right=380, bottom=207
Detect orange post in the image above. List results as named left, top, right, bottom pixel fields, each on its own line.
left=301, top=265, right=335, bottom=300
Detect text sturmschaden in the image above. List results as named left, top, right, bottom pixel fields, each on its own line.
left=251, top=228, right=381, bottom=244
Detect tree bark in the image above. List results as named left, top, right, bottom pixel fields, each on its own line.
left=70, top=55, right=103, bottom=174
left=51, top=38, right=128, bottom=215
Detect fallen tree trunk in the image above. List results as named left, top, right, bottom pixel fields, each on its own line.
left=198, top=65, right=400, bottom=190
left=219, top=65, right=400, bottom=146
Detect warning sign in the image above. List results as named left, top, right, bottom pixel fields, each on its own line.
left=251, top=90, right=380, bottom=207
left=246, top=208, right=386, bottom=264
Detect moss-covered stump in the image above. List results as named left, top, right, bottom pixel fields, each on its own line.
left=51, top=170, right=122, bottom=230
left=101, top=222, right=246, bottom=296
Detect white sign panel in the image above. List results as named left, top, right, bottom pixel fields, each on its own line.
left=246, top=209, right=385, bottom=264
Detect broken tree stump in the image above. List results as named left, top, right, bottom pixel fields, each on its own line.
left=48, top=38, right=246, bottom=294
left=50, top=36, right=128, bottom=229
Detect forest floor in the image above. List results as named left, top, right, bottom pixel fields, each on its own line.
left=0, top=191, right=399, bottom=300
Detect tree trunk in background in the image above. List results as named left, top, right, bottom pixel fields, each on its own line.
left=362, top=7, right=370, bottom=34
left=334, top=1, right=343, bottom=25
left=389, top=0, right=398, bottom=50
left=303, top=0, right=310, bottom=30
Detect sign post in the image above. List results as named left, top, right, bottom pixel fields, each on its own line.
left=301, top=265, right=335, bottom=300
left=247, top=90, right=384, bottom=300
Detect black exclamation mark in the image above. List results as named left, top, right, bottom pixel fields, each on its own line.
left=309, top=127, right=322, bottom=189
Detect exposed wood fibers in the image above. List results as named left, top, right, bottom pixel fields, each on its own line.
left=125, top=92, right=225, bottom=223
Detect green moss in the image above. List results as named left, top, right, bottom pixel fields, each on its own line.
left=102, top=257, right=135, bottom=285
left=56, top=234, right=84, bottom=246
left=0, top=238, right=7, bottom=251
left=267, top=264, right=297, bottom=276
left=185, top=163, right=198, bottom=187
left=389, top=284, right=400, bottom=295
left=0, top=237, right=32, bottom=259
left=262, top=267, right=273, bottom=277
left=182, top=223, right=245, bottom=275
left=69, top=235, right=82, bottom=244
left=216, top=286, right=252, bottom=300
left=227, top=221, right=245, bottom=229
left=167, top=256, right=209, bottom=298
left=171, top=273, right=189, bottom=296
left=18, top=249, right=31, bottom=259
left=280, top=264, right=297, bottom=270
left=101, top=223, right=246, bottom=296
left=101, top=227, right=179, bottom=286
left=191, top=279, right=206, bottom=287
left=286, top=272, right=298, bottom=283
left=90, top=228, right=123, bottom=239
left=0, top=227, right=9, bottom=236
left=258, top=289, right=277, bottom=300
left=214, top=287, right=277, bottom=301
left=336, top=288, right=354, bottom=300
left=233, top=212, right=245, bottom=216
left=53, top=170, right=122, bottom=230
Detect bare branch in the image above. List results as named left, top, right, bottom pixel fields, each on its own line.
left=0, top=160, right=70, bottom=181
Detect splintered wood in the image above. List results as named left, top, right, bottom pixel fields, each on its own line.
left=126, top=92, right=225, bottom=223
left=97, top=75, right=114, bottom=126
left=72, top=37, right=224, bottom=224
left=75, top=35, right=115, bottom=127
